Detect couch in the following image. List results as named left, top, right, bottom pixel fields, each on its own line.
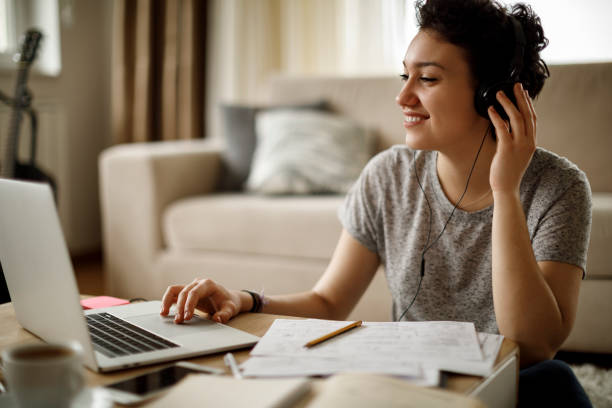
left=99, top=62, right=612, bottom=354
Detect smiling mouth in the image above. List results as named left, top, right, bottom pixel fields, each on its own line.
left=403, top=115, right=429, bottom=127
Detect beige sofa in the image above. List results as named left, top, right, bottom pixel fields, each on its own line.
left=100, top=63, right=612, bottom=354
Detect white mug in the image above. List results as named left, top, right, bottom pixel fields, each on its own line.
left=1, top=341, right=85, bottom=408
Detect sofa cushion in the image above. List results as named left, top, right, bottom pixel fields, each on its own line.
left=163, top=194, right=344, bottom=259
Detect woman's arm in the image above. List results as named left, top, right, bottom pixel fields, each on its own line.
left=254, top=229, right=381, bottom=320
left=161, top=229, right=380, bottom=323
left=488, top=83, right=583, bottom=367
left=492, top=190, right=582, bottom=366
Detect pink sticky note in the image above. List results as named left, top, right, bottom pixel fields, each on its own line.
left=80, top=296, right=130, bottom=310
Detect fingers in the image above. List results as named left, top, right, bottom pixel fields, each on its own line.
left=174, top=279, right=200, bottom=323
left=184, top=290, right=217, bottom=321
left=525, top=89, right=536, bottom=120
left=160, top=278, right=239, bottom=325
left=174, top=278, right=212, bottom=323
left=489, top=83, right=536, bottom=146
left=494, top=85, right=525, bottom=140
left=524, top=89, right=537, bottom=144
left=513, top=83, right=536, bottom=147
left=160, top=285, right=185, bottom=316
left=487, top=105, right=510, bottom=144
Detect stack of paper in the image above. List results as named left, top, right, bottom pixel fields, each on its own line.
left=241, top=319, right=503, bottom=384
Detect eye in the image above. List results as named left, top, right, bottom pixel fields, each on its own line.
left=420, top=77, right=437, bottom=83
left=399, top=74, right=409, bottom=82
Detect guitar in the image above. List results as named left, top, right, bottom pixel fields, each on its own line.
left=0, top=29, right=56, bottom=197
left=0, top=29, right=56, bottom=304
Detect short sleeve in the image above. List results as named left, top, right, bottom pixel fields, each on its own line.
left=338, top=151, right=390, bottom=254
left=531, top=173, right=592, bottom=276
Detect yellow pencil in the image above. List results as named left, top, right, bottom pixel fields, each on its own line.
left=304, top=320, right=363, bottom=348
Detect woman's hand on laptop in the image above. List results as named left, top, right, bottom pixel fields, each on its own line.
left=160, top=278, right=242, bottom=324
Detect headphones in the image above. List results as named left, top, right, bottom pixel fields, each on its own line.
left=474, top=16, right=526, bottom=120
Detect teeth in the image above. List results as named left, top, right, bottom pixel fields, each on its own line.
left=405, top=116, right=425, bottom=122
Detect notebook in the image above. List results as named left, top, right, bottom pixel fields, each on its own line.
left=0, top=179, right=259, bottom=372
left=145, top=375, right=311, bottom=408
left=308, top=373, right=484, bottom=408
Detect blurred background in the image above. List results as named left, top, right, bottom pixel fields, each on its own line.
left=0, top=0, right=610, bottom=258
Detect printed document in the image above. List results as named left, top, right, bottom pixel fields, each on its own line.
left=242, top=319, right=500, bottom=380
left=250, top=319, right=483, bottom=362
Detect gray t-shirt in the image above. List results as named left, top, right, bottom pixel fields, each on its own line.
left=340, top=146, right=592, bottom=333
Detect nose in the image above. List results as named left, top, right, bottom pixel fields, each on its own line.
left=396, top=79, right=419, bottom=108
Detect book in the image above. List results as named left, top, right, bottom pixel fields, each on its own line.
left=308, top=373, right=485, bottom=408
left=144, top=374, right=311, bottom=408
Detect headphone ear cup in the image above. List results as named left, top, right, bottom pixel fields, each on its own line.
left=474, top=85, right=491, bottom=119
left=474, top=81, right=517, bottom=121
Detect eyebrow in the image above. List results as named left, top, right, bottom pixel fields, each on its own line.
left=402, top=61, right=446, bottom=70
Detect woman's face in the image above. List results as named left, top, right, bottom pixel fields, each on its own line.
left=396, top=29, right=489, bottom=154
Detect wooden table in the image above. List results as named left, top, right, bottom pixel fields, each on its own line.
left=0, top=302, right=519, bottom=407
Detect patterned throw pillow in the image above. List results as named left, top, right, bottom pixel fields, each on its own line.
left=246, top=110, right=376, bottom=195
left=217, top=101, right=329, bottom=191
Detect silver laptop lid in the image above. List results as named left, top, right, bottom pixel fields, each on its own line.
left=0, top=179, right=98, bottom=369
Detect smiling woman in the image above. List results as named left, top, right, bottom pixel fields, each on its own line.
left=160, top=1, right=594, bottom=407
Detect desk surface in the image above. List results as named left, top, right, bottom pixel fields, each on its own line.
left=0, top=301, right=518, bottom=399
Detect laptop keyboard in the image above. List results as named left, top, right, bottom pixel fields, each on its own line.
left=86, top=312, right=179, bottom=358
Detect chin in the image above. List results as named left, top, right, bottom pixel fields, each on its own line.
left=404, top=132, right=434, bottom=151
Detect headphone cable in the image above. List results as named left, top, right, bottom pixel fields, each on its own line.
left=397, top=125, right=491, bottom=321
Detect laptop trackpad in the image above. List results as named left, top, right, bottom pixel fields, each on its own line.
left=125, top=313, right=221, bottom=339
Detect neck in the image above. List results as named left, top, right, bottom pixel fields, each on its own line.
left=436, top=128, right=496, bottom=210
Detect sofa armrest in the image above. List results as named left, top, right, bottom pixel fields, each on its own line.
left=99, top=139, right=223, bottom=298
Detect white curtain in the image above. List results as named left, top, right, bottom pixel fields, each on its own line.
left=205, top=0, right=415, bottom=141
left=337, top=0, right=415, bottom=75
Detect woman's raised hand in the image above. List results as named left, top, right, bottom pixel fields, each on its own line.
left=488, top=82, right=537, bottom=196
left=160, top=278, right=243, bottom=324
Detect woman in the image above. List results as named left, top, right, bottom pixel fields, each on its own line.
left=161, top=0, right=592, bottom=406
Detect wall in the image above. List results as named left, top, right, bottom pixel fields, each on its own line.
left=0, top=0, right=113, bottom=255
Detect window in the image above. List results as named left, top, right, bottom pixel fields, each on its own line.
left=342, top=0, right=612, bottom=75
left=0, top=0, right=62, bottom=76
left=0, top=0, right=16, bottom=67
left=334, top=0, right=612, bottom=74
left=500, top=0, right=612, bottom=64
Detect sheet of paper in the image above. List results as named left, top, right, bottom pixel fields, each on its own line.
left=433, top=332, right=504, bottom=376
left=478, top=332, right=504, bottom=361
left=250, top=319, right=483, bottom=365
left=241, top=355, right=422, bottom=378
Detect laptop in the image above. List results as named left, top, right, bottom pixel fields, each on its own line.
left=0, top=179, right=260, bottom=372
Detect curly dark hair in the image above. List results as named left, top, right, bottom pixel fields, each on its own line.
left=415, top=0, right=550, bottom=98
